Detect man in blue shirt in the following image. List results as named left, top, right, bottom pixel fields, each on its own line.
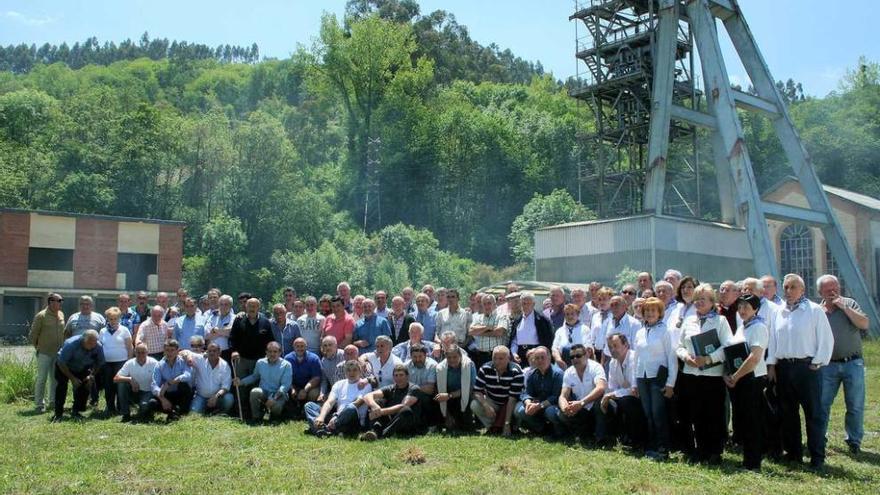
left=284, top=337, right=322, bottom=417
left=353, top=299, right=391, bottom=355
left=236, top=341, right=292, bottom=422
left=271, top=303, right=300, bottom=355
left=173, top=298, right=206, bottom=351
left=514, top=346, right=564, bottom=437
left=148, top=339, right=193, bottom=421
left=410, top=294, right=437, bottom=342
left=52, top=330, right=105, bottom=422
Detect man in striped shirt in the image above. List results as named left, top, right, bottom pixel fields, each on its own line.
left=470, top=346, right=524, bottom=436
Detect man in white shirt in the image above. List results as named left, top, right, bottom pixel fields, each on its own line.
left=556, top=344, right=608, bottom=442
left=767, top=273, right=834, bottom=471
left=306, top=360, right=373, bottom=437
left=185, top=340, right=233, bottom=415
left=601, top=296, right=640, bottom=362
left=361, top=335, right=403, bottom=388
left=601, top=333, right=645, bottom=447
left=434, top=289, right=471, bottom=346
left=589, top=288, right=614, bottom=363
left=655, top=281, right=681, bottom=328
left=114, top=343, right=159, bottom=422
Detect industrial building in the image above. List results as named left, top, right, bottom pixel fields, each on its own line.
left=0, top=208, right=184, bottom=339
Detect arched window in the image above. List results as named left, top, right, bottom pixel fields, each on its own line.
left=780, top=224, right=815, bottom=296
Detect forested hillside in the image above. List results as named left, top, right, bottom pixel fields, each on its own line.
left=1, top=0, right=878, bottom=300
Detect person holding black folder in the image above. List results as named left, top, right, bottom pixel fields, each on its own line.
left=675, top=284, right=733, bottom=465
left=633, top=297, right=678, bottom=461
left=723, top=294, right=769, bottom=471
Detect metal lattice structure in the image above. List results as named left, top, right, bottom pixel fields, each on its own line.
left=570, top=0, right=880, bottom=334
left=571, top=0, right=702, bottom=217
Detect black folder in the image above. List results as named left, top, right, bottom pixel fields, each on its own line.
left=691, top=328, right=722, bottom=370
left=723, top=342, right=751, bottom=375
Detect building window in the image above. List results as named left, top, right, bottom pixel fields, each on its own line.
left=780, top=223, right=814, bottom=297
left=27, top=248, right=74, bottom=271
left=117, top=253, right=157, bottom=291
left=825, top=243, right=846, bottom=295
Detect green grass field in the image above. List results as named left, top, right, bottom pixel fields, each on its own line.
left=1, top=344, right=878, bottom=494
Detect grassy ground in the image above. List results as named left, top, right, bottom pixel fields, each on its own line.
left=1, top=344, right=878, bottom=494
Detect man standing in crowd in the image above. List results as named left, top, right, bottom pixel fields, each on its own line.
left=411, top=293, right=437, bottom=342
left=236, top=342, right=292, bottom=422
left=136, top=306, right=172, bottom=360
left=52, top=330, right=105, bottom=422
left=717, top=280, right=741, bottom=332
left=29, top=293, right=65, bottom=413
left=767, top=274, right=834, bottom=471
left=149, top=339, right=193, bottom=421
left=132, top=291, right=151, bottom=336
left=336, top=282, right=353, bottom=313
left=172, top=297, right=206, bottom=351
left=318, top=336, right=345, bottom=402
left=229, top=298, right=275, bottom=382
left=114, top=342, right=159, bottom=422
left=817, top=274, right=868, bottom=454
left=297, top=296, right=325, bottom=354
left=435, top=289, right=471, bottom=346
left=510, top=292, right=554, bottom=365
left=543, top=287, right=566, bottom=329
left=374, top=291, right=389, bottom=319
left=270, top=303, right=300, bottom=356
left=469, top=294, right=509, bottom=368
left=637, top=272, right=654, bottom=298
left=353, top=299, right=391, bottom=354
left=392, top=322, right=435, bottom=362
left=117, top=293, right=140, bottom=336
left=64, top=295, right=105, bottom=338
left=323, top=297, right=355, bottom=348
left=762, top=275, right=783, bottom=306
left=387, top=296, right=415, bottom=345
left=207, top=295, right=235, bottom=362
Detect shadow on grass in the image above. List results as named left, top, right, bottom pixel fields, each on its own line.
left=16, top=408, right=47, bottom=418
left=831, top=445, right=880, bottom=467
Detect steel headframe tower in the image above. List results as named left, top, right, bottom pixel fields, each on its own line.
left=572, top=0, right=880, bottom=334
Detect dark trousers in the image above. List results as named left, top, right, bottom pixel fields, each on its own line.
left=731, top=374, right=765, bottom=469
left=680, top=373, right=727, bottom=461
left=102, top=361, right=126, bottom=413
left=557, top=405, right=607, bottom=441
left=516, top=345, right=538, bottom=366
left=148, top=352, right=164, bottom=361
left=606, top=395, right=647, bottom=446
left=148, top=383, right=193, bottom=417
left=670, top=363, right=690, bottom=452
left=54, top=366, right=93, bottom=418
left=443, top=397, right=473, bottom=431
left=416, top=391, right=442, bottom=427
left=776, top=360, right=825, bottom=465
left=371, top=406, right=421, bottom=438
left=117, top=382, right=153, bottom=420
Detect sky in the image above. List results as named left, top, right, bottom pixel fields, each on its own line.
left=0, top=0, right=877, bottom=97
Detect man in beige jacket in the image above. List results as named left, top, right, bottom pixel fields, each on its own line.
left=28, top=293, right=66, bottom=413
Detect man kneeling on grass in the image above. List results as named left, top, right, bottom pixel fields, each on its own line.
left=114, top=342, right=159, bottom=422
left=234, top=342, right=292, bottom=422
left=306, top=360, right=373, bottom=437
left=359, top=364, right=422, bottom=441
left=149, top=339, right=193, bottom=422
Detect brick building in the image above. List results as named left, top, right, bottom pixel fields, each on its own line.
left=0, top=208, right=185, bottom=339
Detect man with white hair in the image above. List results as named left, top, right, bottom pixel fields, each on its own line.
left=543, top=286, right=566, bottom=329
left=318, top=336, right=345, bottom=402
left=52, top=329, right=105, bottom=421
left=509, top=292, right=554, bottom=364
left=739, top=277, right=778, bottom=326
left=663, top=269, right=683, bottom=292
left=186, top=341, right=234, bottom=416
left=64, top=295, right=106, bottom=338
left=136, top=305, right=172, bottom=360
left=817, top=274, right=869, bottom=454
left=469, top=294, right=510, bottom=368
left=654, top=281, right=680, bottom=327
left=392, top=322, right=435, bottom=362
left=206, top=295, right=235, bottom=362
left=297, top=296, right=326, bottom=354
left=767, top=273, right=834, bottom=471
left=387, top=296, right=415, bottom=345
left=361, top=335, right=402, bottom=388
left=337, top=281, right=353, bottom=313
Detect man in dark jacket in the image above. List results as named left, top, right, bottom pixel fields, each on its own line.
left=509, top=292, right=554, bottom=365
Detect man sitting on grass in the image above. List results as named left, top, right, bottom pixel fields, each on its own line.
left=359, top=364, right=422, bottom=441
left=235, top=342, right=292, bottom=422
left=306, top=360, right=373, bottom=437
left=114, top=342, right=159, bottom=422
left=148, top=339, right=193, bottom=422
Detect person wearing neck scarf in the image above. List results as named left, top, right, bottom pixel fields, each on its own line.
left=766, top=273, right=834, bottom=472
left=99, top=306, right=134, bottom=416
left=674, top=284, right=732, bottom=465
left=724, top=294, right=769, bottom=471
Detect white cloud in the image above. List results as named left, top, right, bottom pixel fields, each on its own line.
left=3, top=10, right=58, bottom=27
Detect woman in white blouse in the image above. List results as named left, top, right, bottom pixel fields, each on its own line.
left=724, top=294, right=769, bottom=471
left=675, top=284, right=732, bottom=464
left=633, top=297, right=678, bottom=461
left=99, top=306, right=134, bottom=416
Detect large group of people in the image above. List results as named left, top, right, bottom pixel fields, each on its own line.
left=27, top=270, right=868, bottom=472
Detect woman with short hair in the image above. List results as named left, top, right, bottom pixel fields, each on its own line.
left=99, top=306, right=134, bottom=416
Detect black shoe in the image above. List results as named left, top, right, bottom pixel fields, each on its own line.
left=120, top=415, right=131, bottom=423
left=809, top=461, right=826, bottom=473
left=706, top=454, right=722, bottom=466
left=70, top=412, right=85, bottom=420
left=848, top=443, right=861, bottom=455
left=50, top=415, right=63, bottom=423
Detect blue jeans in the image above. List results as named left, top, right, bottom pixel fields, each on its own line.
left=305, top=402, right=362, bottom=435
left=637, top=376, right=670, bottom=453
left=820, top=359, right=865, bottom=447
left=514, top=401, right=563, bottom=436
left=191, top=393, right=235, bottom=415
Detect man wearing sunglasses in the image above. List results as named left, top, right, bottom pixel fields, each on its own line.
left=557, top=344, right=608, bottom=443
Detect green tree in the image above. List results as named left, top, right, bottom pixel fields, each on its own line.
left=509, top=189, right=596, bottom=265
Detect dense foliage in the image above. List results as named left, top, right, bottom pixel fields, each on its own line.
left=1, top=0, right=878, bottom=300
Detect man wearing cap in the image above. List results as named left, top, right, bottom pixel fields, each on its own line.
left=767, top=273, right=834, bottom=470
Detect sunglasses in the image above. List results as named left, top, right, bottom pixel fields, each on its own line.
left=570, top=353, right=586, bottom=359
left=621, top=290, right=635, bottom=295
